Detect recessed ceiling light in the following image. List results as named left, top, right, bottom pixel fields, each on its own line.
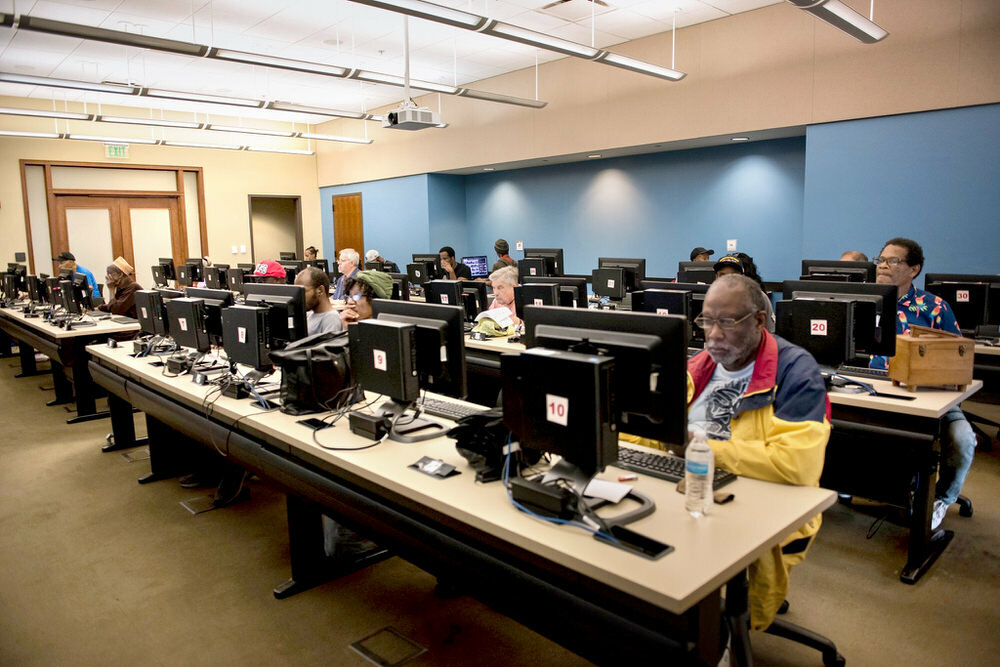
left=587, top=154, right=602, bottom=159
left=731, top=136, right=750, bottom=142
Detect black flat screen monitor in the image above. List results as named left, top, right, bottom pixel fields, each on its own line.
left=775, top=299, right=858, bottom=367
left=599, top=257, right=645, bottom=292
left=278, top=261, right=304, bottom=285
left=157, top=258, right=176, bottom=281
left=242, top=283, right=307, bottom=350
left=462, top=281, right=488, bottom=314
left=72, top=273, right=94, bottom=311
left=523, top=305, right=689, bottom=448
left=305, top=258, right=329, bottom=274
left=6, top=263, right=26, bottom=292
left=800, top=259, right=875, bottom=283
left=1, top=274, right=18, bottom=302
left=676, top=261, right=716, bottom=284
left=151, top=265, right=167, bottom=287
left=925, top=273, right=1000, bottom=329
left=523, top=248, right=564, bottom=276
left=26, top=275, right=45, bottom=304
left=425, top=279, right=466, bottom=313
left=184, top=287, right=236, bottom=344
left=184, top=258, right=204, bottom=283
left=135, top=290, right=169, bottom=336
left=412, top=253, right=442, bottom=280
left=279, top=251, right=297, bottom=261
left=237, top=263, right=256, bottom=273
left=518, top=257, right=549, bottom=281
left=633, top=289, right=694, bottom=319
left=226, top=268, right=245, bottom=292
left=591, top=267, right=626, bottom=300
left=204, top=266, right=230, bottom=290
left=781, top=280, right=897, bottom=358
left=45, top=277, right=62, bottom=307
left=372, top=300, right=468, bottom=399
left=166, top=297, right=211, bottom=353
left=461, top=255, right=490, bottom=279
left=58, top=279, right=80, bottom=314
left=514, top=283, right=560, bottom=318
left=388, top=272, right=410, bottom=301
left=407, top=262, right=435, bottom=285
left=522, top=275, right=588, bottom=308
left=176, top=264, right=193, bottom=288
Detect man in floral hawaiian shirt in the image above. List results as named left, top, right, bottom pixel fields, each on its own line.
left=872, top=237, right=976, bottom=530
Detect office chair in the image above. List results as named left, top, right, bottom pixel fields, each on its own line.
left=726, top=572, right=845, bottom=667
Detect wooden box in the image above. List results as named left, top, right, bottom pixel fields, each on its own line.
left=889, top=325, right=974, bottom=391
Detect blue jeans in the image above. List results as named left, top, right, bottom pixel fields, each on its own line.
left=936, top=407, right=976, bottom=505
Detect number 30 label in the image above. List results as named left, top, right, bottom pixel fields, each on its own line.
left=956, top=290, right=970, bottom=303
left=546, top=394, right=568, bottom=426
left=810, top=319, right=827, bottom=336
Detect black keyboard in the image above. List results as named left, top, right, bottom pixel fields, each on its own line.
left=419, top=397, right=489, bottom=421
left=836, top=365, right=889, bottom=380
left=111, top=316, right=137, bottom=324
left=616, top=446, right=737, bottom=489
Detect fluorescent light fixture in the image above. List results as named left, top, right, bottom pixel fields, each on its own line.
left=17, top=15, right=208, bottom=57
left=786, top=0, right=888, bottom=43
left=0, top=106, right=92, bottom=120
left=266, top=101, right=368, bottom=119
left=0, top=129, right=62, bottom=139
left=67, top=134, right=159, bottom=145
left=587, top=154, right=602, bottom=159
left=595, top=52, right=686, bottom=82
left=482, top=21, right=600, bottom=59
left=97, top=115, right=202, bottom=129
left=144, top=88, right=264, bottom=108
left=731, top=136, right=750, bottom=142
left=162, top=141, right=244, bottom=150
left=353, top=70, right=459, bottom=95
left=206, top=124, right=295, bottom=137
left=207, top=48, right=350, bottom=77
left=298, top=132, right=373, bottom=145
left=482, top=167, right=495, bottom=171
left=348, top=0, right=486, bottom=30
left=1, top=13, right=14, bottom=28
left=0, top=71, right=139, bottom=95
left=246, top=146, right=315, bottom=155
left=456, top=88, right=547, bottom=109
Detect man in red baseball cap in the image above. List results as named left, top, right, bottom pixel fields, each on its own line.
left=252, top=259, right=287, bottom=284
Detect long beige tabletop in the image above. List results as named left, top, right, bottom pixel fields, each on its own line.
left=827, top=377, right=982, bottom=418
left=88, top=343, right=836, bottom=616
left=1, top=306, right=139, bottom=338
left=975, top=343, right=1000, bottom=357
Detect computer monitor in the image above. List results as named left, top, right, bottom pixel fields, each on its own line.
left=411, top=253, right=443, bottom=280
left=1, top=274, right=18, bottom=303
left=165, top=297, right=211, bottom=354
left=237, top=263, right=255, bottom=273
left=676, top=261, right=716, bottom=284
left=204, top=266, right=230, bottom=291
left=781, top=280, right=898, bottom=358
left=184, top=258, right=204, bottom=283
left=176, top=264, right=194, bottom=288
left=45, top=277, right=62, bottom=307
left=518, top=258, right=549, bottom=281
left=461, top=255, right=490, bottom=279
left=151, top=265, right=168, bottom=287
left=924, top=273, right=1000, bottom=330
left=800, top=259, right=875, bottom=283
left=462, top=282, right=488, bottom=317
left=514, top=283, right=560, bottom=318
left=388, top=272, right=410, bottom=301
left=523, top=248, right=565, bottom=276
left=241, top=282, right=307, bottom=349
left=184, top=287, right=236, bottom=345
left=221, top=305, right=272, bottom=372
left=591, top=267, right=626, bottom=300
left=58, top=279, right=79, bottom=315
left=278, top=260, right=304, bottom=285
left=406, top=262, right=435, bottom=286
left=775, top=299, right=858, bottom=367
left=372, top=300, right=468, bottom=399
left=26, top=275, right=46, bottom=304
left=632, top=289, right=694, bottom=320
left=157, top=258, right=176, bottom=281
left=598, top=257, right=646, bottom=292
left=305, top=258, right=329, bottom=274
left=135, top=290, right=169, bottom=336
left=226, top=268, right=245, bottom=292
left=522, top=305, right=689, bottom=447
left=425, top=279, right=466, bottom=312
left=279, top=251, right=297, bottom=261
left=6, top=263, right=27, bottom=292
left=72, top=273, right=94, bottom=310
left=522, top=275, right=588, bottom=308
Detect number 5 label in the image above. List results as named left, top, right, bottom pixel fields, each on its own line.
left=546, top=394, right=568, bottom=426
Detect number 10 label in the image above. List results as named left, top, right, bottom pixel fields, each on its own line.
left=546, top=394, right=568, bottom=426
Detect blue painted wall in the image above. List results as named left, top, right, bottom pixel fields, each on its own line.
left=427, top=174, right=469, bottom=257
left=464, top=138, right=806, bottom=281
left=803, top=103, right=1000, bottom=280
left=320, top=173, right=430, bottom=267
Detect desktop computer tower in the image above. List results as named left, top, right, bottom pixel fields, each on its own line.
left=348, top=319, right=418, bottom=402
left=221, top=305, right=271, bottom=371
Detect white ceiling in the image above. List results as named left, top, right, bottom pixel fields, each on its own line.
left=0, top=0, right=784, bottom=124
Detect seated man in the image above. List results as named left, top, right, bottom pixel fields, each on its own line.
left=295, top=267, right=342, bottom=335
left=486, top=265, right=520, bottom=326
left=872, top=237, right=976, bottom=530
left=439, top=245, right=472, bottom=281
left=98, top=263, right=142, bottom=318
left=333, top=249, right=360, bottom=300
left=54, top=251, right=100, bottom=299
left=628, top=274, right=830, bottom=631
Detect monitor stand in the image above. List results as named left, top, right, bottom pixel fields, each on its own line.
left=544, top=459, right=656, bottom=528
left=378, top=399, right=449, bottom=443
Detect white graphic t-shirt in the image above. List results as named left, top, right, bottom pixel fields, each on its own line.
left=687, top=361, right=755, bottom=440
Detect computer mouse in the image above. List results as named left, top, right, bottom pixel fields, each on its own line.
left=469, top=331, right=486, bottom=341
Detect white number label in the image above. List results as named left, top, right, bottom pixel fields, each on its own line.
left=810, top=319, right=827, bottom=336
left=237, top=326, right=246, bottom=344
left=533, top=298, right=544, bottom=306
left=956, top=290, right=970, bottom=303
left=440, top=294, right=449, bottom=304
left=607, top=279, right=616, bottom=288
left=529, top=267, right=537, bottom=276
left=178, top=318, right=188, bottom=332
left=415, top=270, right=422, bottom=278
left=546, top=394, right=568, bottom=426
left=288, top=316, right=295, bottom=330
left=656, top=308, right=669, bottom=315
left=140, top=307, right=148, bottom=319
left=373, top=349, right=387, bottom=371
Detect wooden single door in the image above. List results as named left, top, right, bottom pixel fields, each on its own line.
left=332, top=193, right=364, bottom=258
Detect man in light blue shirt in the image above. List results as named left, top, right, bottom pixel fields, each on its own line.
left=332, top=248, right=360, bottom=301
left=54, top=251, right=100, bottom=299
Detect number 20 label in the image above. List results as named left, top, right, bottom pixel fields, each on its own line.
left=810, top=319, right=827, bottom=336
left=546, top=394, right=568, bottom=426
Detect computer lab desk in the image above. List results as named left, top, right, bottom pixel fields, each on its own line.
left=87, top=343, right=834, bottom=666
left=0, top=305, right=138, bottom=423
left=825, top=378, right=982, bottom=584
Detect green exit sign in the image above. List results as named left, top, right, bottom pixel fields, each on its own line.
left=104, top=142, right=130, bottom=159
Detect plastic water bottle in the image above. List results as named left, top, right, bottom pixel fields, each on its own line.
left=685, top=430, right=714, bottom=518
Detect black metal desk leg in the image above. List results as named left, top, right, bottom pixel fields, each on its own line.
left=725, top=571, right=753, bottom=667
left=901, top=446, right=954, bottom=584
left=102, top=394, right=147, bottom=452
left=66, top=355, right=109, bottom=424
left=15, top=341, right=39, bottom=377
left=46, top=361, right=74, bottom=406
left=137, top=415, right=187, bottom=484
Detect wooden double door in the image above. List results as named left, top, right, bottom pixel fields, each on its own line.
left=52, top=196, right=184, bottom=290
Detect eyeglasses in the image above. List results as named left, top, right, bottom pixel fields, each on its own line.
left=693, top=311, right=756, bottom=331
left=348, top=293, right=364, bottom=302
left=873, top=256, right=906, bottom=267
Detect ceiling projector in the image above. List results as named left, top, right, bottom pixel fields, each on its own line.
left=382, top=101, right=440, bottom=131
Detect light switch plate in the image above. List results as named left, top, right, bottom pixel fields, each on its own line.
left=727, top=239, right=737, bottom=252
left=516, top=240, right=524, bottom=251
left=240, top=245, right=247, bottom=253
left=231, top=245, right=238, bottom=254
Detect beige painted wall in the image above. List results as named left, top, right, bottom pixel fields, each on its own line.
left=250, top=197, right=299, bottom=263
left=0, top=131, right=321, bottom=270
left=315, top=0, right=1000, bottom=186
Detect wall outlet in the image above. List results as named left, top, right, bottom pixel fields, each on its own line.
left=231, top=245, right=238, bottom=254
left=240, top=245, right=247, bottom=253
left=727, top=239, right=737, bottom=252
left=516, top=240, right=524, bottom=251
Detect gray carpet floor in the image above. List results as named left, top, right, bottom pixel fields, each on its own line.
left=1, top=353, right=998, bottom=665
